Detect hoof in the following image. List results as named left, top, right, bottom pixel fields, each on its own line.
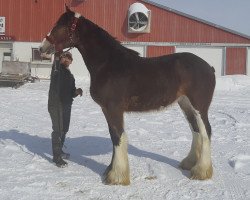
left=179, top=157, right=196, bottom=170
left=190, top=164, right=213, bottom=180
left=103, top=165, right=130, bottom=186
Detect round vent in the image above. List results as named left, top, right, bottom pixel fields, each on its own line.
left=128, top=3, right=151, bottom=33
left=129, top=12, right=148, bottom=31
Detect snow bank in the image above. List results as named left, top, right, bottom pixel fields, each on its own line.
left=215, top=75, right=250, bottom=91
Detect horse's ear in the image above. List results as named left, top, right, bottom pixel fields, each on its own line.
left=65, top=4, right=71, bottom=12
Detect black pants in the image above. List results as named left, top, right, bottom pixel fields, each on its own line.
left=48, top=102, right=72, bottom=158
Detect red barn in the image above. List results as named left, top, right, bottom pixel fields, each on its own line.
left=0, top=0, right=250, bottom=78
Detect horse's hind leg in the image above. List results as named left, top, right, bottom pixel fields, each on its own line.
left=178, top=96, right=213, bottom=180
left=178, top=96, right=201, bottom=170
left=102, top=106, right=130, bottom=185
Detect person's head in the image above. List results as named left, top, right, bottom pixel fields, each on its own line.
left=60, top=52, right=73, bottom=67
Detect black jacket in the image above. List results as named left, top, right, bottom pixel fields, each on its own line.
left=48, top=61, right=76, bottom=105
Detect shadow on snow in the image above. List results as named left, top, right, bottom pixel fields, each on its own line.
left=0, top=129, right=186, bottom=178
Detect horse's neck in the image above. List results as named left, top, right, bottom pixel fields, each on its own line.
left=76, top=20, right=116, bottom=76
left=76, top=43, right=108, bottom=76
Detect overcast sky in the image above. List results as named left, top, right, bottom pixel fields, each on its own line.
left=151, top=0, right=250, bottom=37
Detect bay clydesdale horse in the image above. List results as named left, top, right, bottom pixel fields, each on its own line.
left=39, top=6, right=216, bottom=185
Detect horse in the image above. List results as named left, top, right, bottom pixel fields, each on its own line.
left=39, top=6, right=216, bottom=185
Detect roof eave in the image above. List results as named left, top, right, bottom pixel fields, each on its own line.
left=142, top=0, right=250, bottom=40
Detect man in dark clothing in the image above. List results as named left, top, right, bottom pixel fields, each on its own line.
left=48, top=51, right=82, bottom=167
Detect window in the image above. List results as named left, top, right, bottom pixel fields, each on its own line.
left=3, top=52, right=11, bottom=61
left=32, top=48, right=52, bottom=62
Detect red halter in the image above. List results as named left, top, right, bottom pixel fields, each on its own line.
left=45, top=14, right=80, bottom=52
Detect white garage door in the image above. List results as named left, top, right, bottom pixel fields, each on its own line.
left=176, top=47, right=223, bottom=77
left=124, top=45, right=145, bottom=57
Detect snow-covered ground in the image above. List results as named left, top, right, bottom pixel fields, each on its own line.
left=0, top=75, right=250, bottom=200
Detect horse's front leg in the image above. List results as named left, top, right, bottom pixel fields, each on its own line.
left=102, top=107, right=130, bottom=185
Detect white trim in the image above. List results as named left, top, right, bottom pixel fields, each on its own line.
left=122, top=41, right=250, bottom=47
left=247, top=48, right=250, bottom=75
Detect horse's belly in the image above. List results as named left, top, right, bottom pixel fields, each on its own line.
left=126, top=93, right=176, bottom=112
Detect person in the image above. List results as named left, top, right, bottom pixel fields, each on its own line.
left=48, top=51, right=82, bottom=167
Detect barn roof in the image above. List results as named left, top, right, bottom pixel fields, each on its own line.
left=142, top=0, right=250, bottom=40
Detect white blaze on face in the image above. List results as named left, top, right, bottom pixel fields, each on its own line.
left=39, top=31, right=53, bottom=53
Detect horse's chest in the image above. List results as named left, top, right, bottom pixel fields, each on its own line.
left=89, top=82, right=107, bottom=106
left=89, top=84, right=100, bottom=102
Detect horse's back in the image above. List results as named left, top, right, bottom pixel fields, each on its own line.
left=130, top=52, right=215, bottom=89
left=147, top=52, right=216, bottom=91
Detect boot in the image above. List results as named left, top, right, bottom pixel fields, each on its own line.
left=52, top=156, right=68, bottom=168
left=52, top=132, right=68, bottom=167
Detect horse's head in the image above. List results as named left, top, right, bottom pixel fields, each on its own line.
left=39, top=5, right=81, bottom=54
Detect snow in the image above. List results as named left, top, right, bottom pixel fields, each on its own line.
left=1, top=75, right=250, bottom=200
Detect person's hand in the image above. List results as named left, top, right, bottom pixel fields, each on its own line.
left=76, top=88, right=83, bottom=96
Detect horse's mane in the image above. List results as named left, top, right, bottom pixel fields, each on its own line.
left=79, top=16, right=140, bottom=57
left=55, top=10, right=140, bottom=57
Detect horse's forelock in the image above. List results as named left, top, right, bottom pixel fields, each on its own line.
left=56, top=10, right=75, bottom=26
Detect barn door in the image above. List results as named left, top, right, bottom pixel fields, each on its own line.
left=0, top=43, right=12, bottom=72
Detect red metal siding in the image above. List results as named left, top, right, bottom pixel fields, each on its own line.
left=73, top=0, right=250, bottom=44
left=133, top=2, right=250, bottom=43
left=73, top=0, right=134, bottom=39
left=147, top=46, right=175, bottom=57
left=0, top=0, right=70, bottom=41
left=0, top=0, right=250, bottom=44
left=226, top=48, right=246, bottom=75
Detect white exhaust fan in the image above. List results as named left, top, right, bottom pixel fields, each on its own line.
left=128, top=3, right=151, bottom=33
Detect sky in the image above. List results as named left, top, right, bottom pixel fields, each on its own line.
left=151, top=0, right=250, bottom=37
